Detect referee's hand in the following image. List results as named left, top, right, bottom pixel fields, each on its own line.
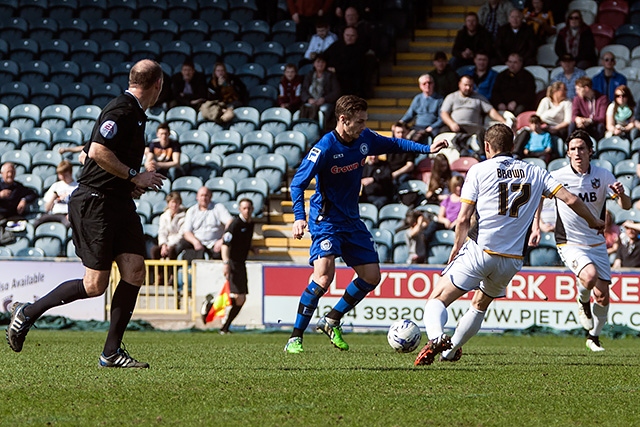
left=133, top=171, right=166, bottom=191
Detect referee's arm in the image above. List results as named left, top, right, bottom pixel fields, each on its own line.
left=88, top=143, right=165, bottom=190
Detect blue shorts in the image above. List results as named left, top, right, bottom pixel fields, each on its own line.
left=308, top=219, right=378, bottom=267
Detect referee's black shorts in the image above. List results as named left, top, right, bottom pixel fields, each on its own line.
left=69, top=185, right=145, bottom=270
left=228, top=261, right=248, bottom=294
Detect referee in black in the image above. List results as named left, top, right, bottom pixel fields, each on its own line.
left=6, top=59, right=166, bottom=368
left=219, top=198, right=256, bottom=334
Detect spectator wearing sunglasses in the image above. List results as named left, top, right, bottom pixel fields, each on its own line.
left=592, top=52, right=628, bottom=103
left=554, top=10, right=597, bottom=69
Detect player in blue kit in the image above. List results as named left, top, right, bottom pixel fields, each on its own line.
left=283, top=95, right=449, bottom=353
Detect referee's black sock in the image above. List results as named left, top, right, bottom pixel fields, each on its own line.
left=23, top=279, right=88, bottom=320
left=221, top=302, right=242, bottom=332
left=103, top=280, right=140, bottom=357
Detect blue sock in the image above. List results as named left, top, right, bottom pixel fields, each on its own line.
left=331, top=278, right=377, bottom=317
left=291, top=281, right=325, bottom=338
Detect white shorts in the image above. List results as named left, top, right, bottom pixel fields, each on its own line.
left=442, top=239, right=523, bottom=298
left=557, top=243, right=611, bottom=282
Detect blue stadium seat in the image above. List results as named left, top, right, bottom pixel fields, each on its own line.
left=371, top=228, right=393, bottom=263
left=211, top=129, right=242, bottom=156
left=166, top=106, right=197, bottom=133
left=28, top=17, right=59, bottom=43
left=49, top=0, right=78, bottom=20
left=39, top=39, right=70, bottom=64
left=149, top=19, right=179, bottom=45
left=241, top=130, right=274, bottom=158
left=40, top=104, right=72, bottom=134
left=285, top=41, right=308, bottom=66
left=198, top=0, right=228, bottom=22
left=0, top=0, right=17, bottom=19
left=99, top=40, right=131, bottom=64
left=271, top=20, right=297, bottom=46
left=50, top=61, right=81, bottom=86
left=359, top=203, right=378, bottom=230
left=179, top=19, right=210, bottom=45
left=69, top=39, right=100, bottom=67
left=211, top=19, right=241, bottom=44
left=119, top=19, right=149, bottom=45
left=78, top=0, right=107, bottom=21
left=1, top=150, right=32, bottom=174
left=378, top=203, right=408, bottom=231
left=60, top=83, right=92, bottom=111
left=20, top=128, right=52, bottom=155
left=0, top=17, right=28, bottom=40
left=240, top=20, right=270, bottom=45
left=14, top=173, right=43, bottom=195
left=138, top=0, right=167, bottom=22
left=0, top=127, right=22, bottom=148
left=254, top=152, right=286, bottom=194
left=80, top=61, right=111, bottom=86
left=112, top=62, right=134, bottom=90
left=265, top=63, right=286, bottom=88
left=107, top=0, right=137, bottom=20
left=260, top=107, right=292, bottom=135
left=223, top=41, right=254, bottom=69
left=162, top=41, right=192, bottom=69
left=235, top=177, right=269, bottom=213
left=248, top=85, right=277, bottom=112
left=167, top=0, right=198, bottom=24
left=179, top=129, right=210, bottom=157
left=192, top=41, right=223, bottom=69
left=9, top=38, right=39, bottom=63
left=253, top=41, right=285, bottom=68
left=0, top=60, right=20, bottom=86
left=87, top=18, right=118, bottom=44
left=188, top=152, right=222, bottom=182
left=15, top=247, right=46, bottom=258
left=222, top=152, right=255, bottom=182
left=19, top=60, right=50, bottom=87
left=131, top=40, right=162, bottom=62
left=205, top=176, right=236, bottom=203
left=614, top=24, right=640, bottom=50
left=0, top=83, right=30, bottom=110
left=58, top=18, right=88, bottom=41
left=52, top=128, right=85, bottom=152
left=229, top=0, right=257, bottom=25
left=91, top=83, right=122, bottom=109
left=237, top=63, right=266, bottom=88
left=274, top=130, right=306, bottom=168
left=31, top=150, right=63, bottom=177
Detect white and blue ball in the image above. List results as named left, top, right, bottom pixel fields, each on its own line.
left=387, top=319, right=422, bottom=353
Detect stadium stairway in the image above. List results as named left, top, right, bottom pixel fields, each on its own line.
left=368, top=1, right=483, bottom=134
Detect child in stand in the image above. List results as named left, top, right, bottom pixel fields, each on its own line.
left=277, top=63, right=303, bottom=113
left=523, top=114, right=553, bottom=163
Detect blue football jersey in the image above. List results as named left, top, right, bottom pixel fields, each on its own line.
left=291, top=128, right=434, bottom=228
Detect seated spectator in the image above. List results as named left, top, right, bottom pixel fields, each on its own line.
left=303, top=17, right=338, bottom=64
left=277, top=63, right=303, bottom=113
left=150, top=191, right=186, bottom=261
left=144, top=122, right=183, bottom=180
left=536, top=81, right=572, bottom=139
left=604, top=210, right=620, bottom=256
left=495, top=9, right=537, bottom=66
left=400, top=210, right=428, bottom=264
left=388, top=123, right=416, bottom=190
left=425, top=153, right=452, bottom=204
left=554, top=10, right=597, bottom=69
left=523, top=0, right=556, bottom=46
left=440, top=75, right=507, bottom=158
left=550, top=54, right=586, bottom=100
left=34, top=160, right=78, bottom=228
left=207, top=62, right=248, bottom=115
left=324, top=25, right=367, bottom=97
left=300, top=55, right=341, bottom=127
left=429, top=51, right=459, bottom=98
left=491, top=53, right=537, bottom=116
left=334, top=6, right=374, bottom=53
left=398, top=74, right=444, bottom=143
left=450, top=12, right=494, bottom=71
left=359, top=155, right=393, bottom=210
left=569, top=76, right=607, bottom=141
left=422, top=175, right=464, bottom=247
left=0, top=162, right=37, bottom=224
left=170, top=59, right=208, bottom=109
left=478, top=0, right=514, bottom=40
left=592, top=52, right=628, bottom=103
left=605, top=85, right=637, bottom=140
left=469, top=50, right=498, bottom=101
left=523, top=115, right=553, bottom=162
left=177, top=186, right=233, bottom=261
left=613, top=221, right=640, bottom=268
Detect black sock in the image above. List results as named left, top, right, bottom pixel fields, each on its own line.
left=24, top=279, right=88, bottom=320
left=103, top=280, right=140, bottom=356
left=221, top=303, right=243, bottom=332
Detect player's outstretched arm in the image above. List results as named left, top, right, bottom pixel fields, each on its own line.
left=555, top=187, right=605, bottom=232
left=89, top=143, right=165, bottom=191
left=429, top=138, right=449, bottom=153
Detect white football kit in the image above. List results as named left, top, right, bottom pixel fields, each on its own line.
left=551, top=164, right=617, bottom=280
left=444, top=154, right=563, bottom=297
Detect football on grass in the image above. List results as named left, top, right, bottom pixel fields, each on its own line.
left=387, top=319, right=422, bottom=353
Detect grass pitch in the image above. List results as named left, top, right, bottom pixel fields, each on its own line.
left=1, top=330, right=639, bottom=426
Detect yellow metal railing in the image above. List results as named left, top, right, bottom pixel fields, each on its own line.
left=108, top=260, right=191, bottom=314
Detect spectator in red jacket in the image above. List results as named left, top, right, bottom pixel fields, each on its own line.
left=569, top=76, right=608, bottom=141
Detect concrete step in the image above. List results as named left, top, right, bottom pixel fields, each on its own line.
left=380, top=76, right=416, bottom=85
left=368, top=97, right=412, bottom=108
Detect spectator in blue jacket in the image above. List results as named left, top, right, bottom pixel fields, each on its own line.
left=469, top=51, right=498, bottom=101
left=398, top=74, right=444, bottom=143
left=592, top=52, right=628, bottom=103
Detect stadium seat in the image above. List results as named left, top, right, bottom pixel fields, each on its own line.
left=52, top=128, right=84, bottom=150
left=28, top=17, right=59, bottom=43
left=188, top=152, right=223, bottom=182
left=9, top=104, right=40, bottom=134
left=271, top=20, right=297, bottom=46
left=15, top=247, right=46, bottom=258
left=78, top=0, right=106, bottom=21
left=248, top=85, right=278, bottom=112
left=260, top=107, right=292, bottom=135
left=49, top=0, right=77, bottom=20
left=0, top=246, right=12, bottom=257
left=265, top=63, right=286, bottom=88
left=211, top=19, right=241, bottom=44
left=229, top=0, right=257, bottom=25
left=60, top=83, right=92, bottom=111
left=179, top=19, right=210, bottom=45
left=450, top=156, right=479, bottom=175
left=19, top=61, right=50, bottom=88
left=88, top=18, right=118, bottom=44
left=162, top=40, right=193, bottom=69
left=0, top=17, right=28, bottom=40
left=590, top=158, right=614, bottom=173
left=0, top=127, right=21, bottom=152
left=359, top=203, right=379, bottom=230
left=522, top=157, right=547, bottom=170
left=601, top=45, right=631, bottom=66
left=590, top=23, right=615, bottom=53
left=597, top=136, right=631, bottom=164
left=528, top=246, right=562, bottom=266
left=112, top=62, right=135, bottom=90
left=285, top=41, right=308, bottom=66
left=80, top=61, right=111, bottom=87
left=179, top=129, right=210, bottom=157
left=205, top=176, right=236, bottom=203
left=235, top=176, right=268, bottom=214
left=197, top=121, right=224, bottom=136
left=223, top=41, right=254, bottom=70
left=99, top=40, right=131, bottom=64
left=598, top=0, right=628, bottom=29
left=524, top=66, right=549, bottom=94
left=167, top=0, right=198, bottom=24
left=614, top=159, right=638, bottom=188
left=371, top=228, right=393, bottom=263
left=107, top=0, right=137, bottom=21
left=291, top=119, right=321, bottom=146
left=378, top=203, right=409, bottom=231
left=241, top=130, right=274, bottom=158
left=35, top=221, right=68, bottom=242
left=91, top=83, right=122, bottom=109
left=192, top=41, right=223, bottom=68
left=0, top=105, right=8, bottom=128
left=58, top=18, right=88, bottom=41
left=253, top=41, right=285, bottom=69
left=119, top=19, right=149, bottom=45
left=0, top=60, right=19, bottom=87
left=222, top=152, right=255, bottom=182
left=138, top=0, right=167, bottom=22
left=427, top=244, right=451, bottom=265
left=614, top=24, right=640, bottom=50
left=0, top=82, right=29, bottom=108
left=20, top=127, right=52, bottom=154
left=50, top=61, right=81, bottom=86
left=31, top=150, right=63, bottom=177
left=240, top=20, right=270, bottom=45
left=273, top=130, right=306, bottom=168
left=237, top=63, right=266, bottom=89
left=211, top=129, right=242, bottom=156
left=547, top=158, right=569, bottom=171
left=254, top=152, right=287, bottom=194
left=1, top=150, right=31, bottom=174
left=149, top=19, right=179, bottom=45
left=199, top=0, right=227, bottom=22
left=166, top=106, right=197, bottom=134
left=9, top=38, right=39, bottom=63
left=231, top=106, right=261, bottom=131
left=536, top=43, right=558, bottom=67
left=40, top=105, right=72, bottom=134
left=38, top=39, right=69, bottom=64
left=14, top=173, right=43, bottom=195
left=70, top=39, right=101, bottom=67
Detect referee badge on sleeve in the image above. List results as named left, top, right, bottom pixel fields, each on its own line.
left=99, top=120, right=118, bottom=139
